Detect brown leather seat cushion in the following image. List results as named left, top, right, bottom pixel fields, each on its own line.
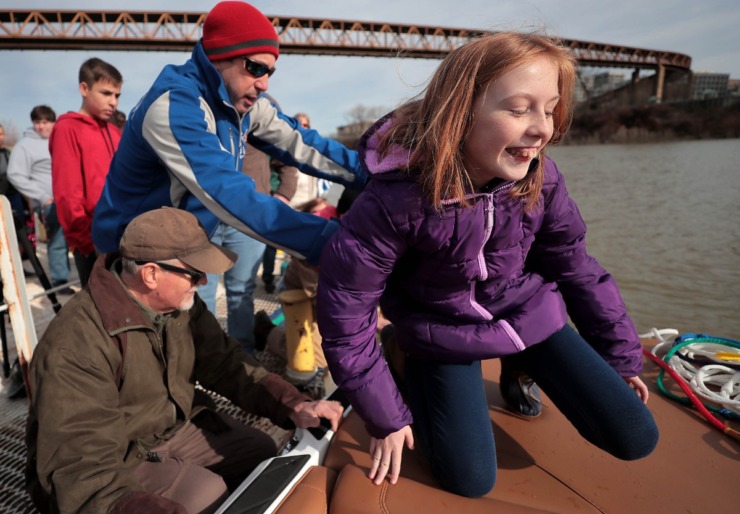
left=329, top=463, right=560, bottom=514
left=324, top=353, right=740, bottom=513
left=275, top=465, right=338, bottom=514
left=324, top=407, right=600, bottom=513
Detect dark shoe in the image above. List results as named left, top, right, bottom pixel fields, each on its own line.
left=52, top=281, right=76, bottom=295
left=264, top=281, right=275, bottom=294
left=499, top=364, right=543, bottom=418
left=253, top=310, right=276, bottom=351
left=4, top=358, right=26, bottom=399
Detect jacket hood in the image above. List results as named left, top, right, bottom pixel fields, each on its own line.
left=56, top=111, right=107, bottom=127
left=50, top=112, right=115, bottom=151
left=21, top=127, right=44, bottom=139
left=358, top=112, right=413, bottom=180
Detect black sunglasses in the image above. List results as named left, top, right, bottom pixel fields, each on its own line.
left=136, top=261, right=205, bottom=285
left=243, top=56, right=276, bottom=78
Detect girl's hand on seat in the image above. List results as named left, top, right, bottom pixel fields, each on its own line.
left=368, top=425, right=414, bottom=485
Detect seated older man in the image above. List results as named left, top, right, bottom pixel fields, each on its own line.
left=26, top=207, right=343, bottom=514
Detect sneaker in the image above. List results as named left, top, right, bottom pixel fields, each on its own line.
left=499, top=361, right=543, bottom=418
left=52, top=281, right=76, bottom=295
left=253, top=310, right=276, bottom=352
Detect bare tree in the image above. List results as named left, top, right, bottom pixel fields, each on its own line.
left=0, top=120, right=20, bottom=147
left=343, top=104, right=389, bottom=125
left=334, top=104, right=389, bottom=148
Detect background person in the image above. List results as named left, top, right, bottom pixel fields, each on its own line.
left=198, top=93, right=299, bottom=353
left=261, top=111, right=310, bottom=294
left=260, top=113, right=307, bottom=295
left=317, top=32, right=659, bottom=497
left=0, top=122, right=38, bottom=271
left=259, top=153, right=299, bottom=295
left=26, top=207, right=343, bottom=514
left=7, top=105, right=72, bottom=293
left=254, top=196, right=338, bottom=369
left=110, top=109, right=127, bottom=130
left=255, top=189, right=361, bottom=374
left=50, top=57, right=123, bottom=287
left=0, top=122, right=21, bottom=209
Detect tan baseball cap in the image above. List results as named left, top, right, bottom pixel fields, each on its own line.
left=120, top=207, right=237, bottom=274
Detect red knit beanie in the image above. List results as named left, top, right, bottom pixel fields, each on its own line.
left=202, top=1, right=279, bottom=61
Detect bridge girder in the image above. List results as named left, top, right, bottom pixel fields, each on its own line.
left=0, top=10, right=692, bottom=71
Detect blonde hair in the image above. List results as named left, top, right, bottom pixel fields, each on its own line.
left=379, top=32, right=576, bottom=210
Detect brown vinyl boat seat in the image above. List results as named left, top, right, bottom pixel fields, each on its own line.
left=274, top=342, right=739, bottom=513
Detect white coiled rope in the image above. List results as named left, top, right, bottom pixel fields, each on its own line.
left=640, top=328, right=740, bottom=415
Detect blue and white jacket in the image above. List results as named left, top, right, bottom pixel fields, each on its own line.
left=92, top=41, right=367, bottom=263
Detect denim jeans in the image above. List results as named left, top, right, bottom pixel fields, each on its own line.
left=198, top=223, right=265, bottom=353
left=404, top=324, right=659, bottom=498
left=38, top=203, right=69, bottom=284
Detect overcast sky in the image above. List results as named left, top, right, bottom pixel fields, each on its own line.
left=1, top=0, right=738, bottom=138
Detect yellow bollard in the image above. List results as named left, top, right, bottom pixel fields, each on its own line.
left=278, top=289, right=317, bottom=383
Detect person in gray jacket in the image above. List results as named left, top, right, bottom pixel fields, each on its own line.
left=7, top=105, right=72, bottom=293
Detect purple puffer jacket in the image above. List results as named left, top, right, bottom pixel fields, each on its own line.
left=317, top=117, right=641, bottom=439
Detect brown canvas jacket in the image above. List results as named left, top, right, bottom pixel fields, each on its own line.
left=26, top=254, right=308, bottom=513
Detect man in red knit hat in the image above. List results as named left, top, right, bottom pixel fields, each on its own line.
left=93, top=1, right=367, bottom=357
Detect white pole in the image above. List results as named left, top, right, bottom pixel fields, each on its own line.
left=0, top=195, right=38, bottom=396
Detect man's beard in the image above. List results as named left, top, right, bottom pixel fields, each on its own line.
left=178, top=293, right=196, bottom=312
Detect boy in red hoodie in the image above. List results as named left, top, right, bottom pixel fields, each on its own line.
left=50, top=58, right=122, bottom=286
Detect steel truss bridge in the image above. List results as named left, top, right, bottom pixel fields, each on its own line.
left=0, top=9, right=693, bottom=101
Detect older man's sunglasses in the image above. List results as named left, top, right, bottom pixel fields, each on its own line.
left=243, top=57, right=276, bottom=78
left=136, top=261, right=205, bottom=285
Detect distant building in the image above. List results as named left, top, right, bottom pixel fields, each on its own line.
left=574, top=73, right=594, bottom=103
left=691, top=72, right=730, bottom=99
left=726, top=78, right=740, bottom=97
left=574, top=71, right=627, bottom=103
left=334, top=120, right=374, bottom=148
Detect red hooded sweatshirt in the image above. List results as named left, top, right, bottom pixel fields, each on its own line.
left=49, top=112, right=121, bottom=256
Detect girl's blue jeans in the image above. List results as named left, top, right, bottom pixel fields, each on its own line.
left=404, top=324, right=659, bottom=498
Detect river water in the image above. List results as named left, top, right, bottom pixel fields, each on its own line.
left=549, top=139, right=740, bottom=339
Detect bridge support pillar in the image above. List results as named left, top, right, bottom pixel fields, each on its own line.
left=654, top=64, right=665, bottom=104
left=629, top=69, right=640, bottom=104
